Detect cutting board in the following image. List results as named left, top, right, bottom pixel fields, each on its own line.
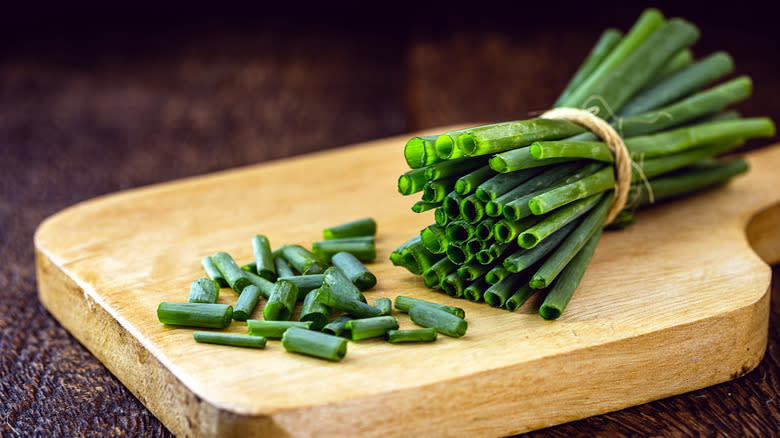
left=34, top=131, right=780, bottom=438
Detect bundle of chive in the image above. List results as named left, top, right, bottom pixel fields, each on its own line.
left=391, top=8, right=776, bottom=319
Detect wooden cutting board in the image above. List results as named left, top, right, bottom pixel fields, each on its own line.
left=34, top=131, right=780, bottom=437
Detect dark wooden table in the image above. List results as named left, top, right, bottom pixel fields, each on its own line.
left=1, top=4, right=777, bottom=436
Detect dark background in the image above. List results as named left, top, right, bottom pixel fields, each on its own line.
left=1, top=2, right=778, bottom=436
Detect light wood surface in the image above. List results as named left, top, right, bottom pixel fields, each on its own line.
left=34, top=132, right=780, bottom=437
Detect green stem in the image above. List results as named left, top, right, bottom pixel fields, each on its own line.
left=455, top=165, right=495, bottom=196
left=457, top=119, right=587, bottom=157
left=404, top=135, right=440, bottom=168
left=282, top=327, right=347, bottom=361
left=554, top=28, right=623, bottom=107
left=194, top=332, right=266, bottom=349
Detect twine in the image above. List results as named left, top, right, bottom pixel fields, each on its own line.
left=540, top=107, right=632, bottom=225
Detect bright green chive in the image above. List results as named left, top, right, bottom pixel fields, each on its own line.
left=455, top=165, right=495, bottom=196
left=248, top=320, right=313, bottom=338
left=282, top=327, right=347, bottom=361
left=404, top=135, right=440, bottom=168
left=528, top=166, right=614, bottom=215
left=421, top=224, right=450, bottom=254
left=331, top=251, right=376, bottom=291
left=459, top=194, right=486, bottom=224
left=312, top=236, right=376, bottom=262
left=475, top=219, right=496, bottom=240
left=456, top=119, right=587, bottom=157
left=489, top=242, right=512, bottom=259
left=445, top=220, right=475, bottom=243
left=241, top=262, right=257, bottom=273
left=193, top=332, right=266, bottom=349
left=274, top=257, right=295, bottom=277
left=374, top=298, right=392, bottom=316
left=476, top=248, right=494, bottom=265
left=423, top=257, right=458, bottom=289
left=434, top=207, right=449, bottom=227
left=157, top=302, right=232, bottom=329
left=445, top=243, right=471, bottom=264
left=263, top=280, right=298, bottom=321
left=475, top=167, right=544, bottom=202
left=233, top=285, right=263, bottom=321
left=494, top=216, right=540, bottom=244
left=323, top=266, right=367, bottom=303
left=422, top=177, right=458, bottom=203
left=250, top=235, right=276, bottom=281
left=465, top=237, right=485, bottom=256
left=504, top=221, right=578, bottom=273
left=425, top=156, right=487, bottom=181
left=489, top=147, right=575, bottom=173
left=398, top=167, right=428, bottom=195
left=485, top=266, right=510, bottom=285
left=412, top=201, right=441, bottom=213
left=390, top=234, right=421, bottom=267
left=457, top=262, right=490, bottom=282
left=323, top=217, right=377, bottom=240
left=434, top=129, right=470, bottom=160
left=212, top=252, right=251, bottom=293
left=299, top=289, right=332, bottom=331
left=401, top=239, right=443, bottom=275
left=386, top=328, right=438, bottom=343
left=322, top=315, right=353, bottom=337
left=554, top=28, right=623, bottom=107
left=464, top=279, right=489, bottom=302
left=277, top=274, right=324, bottom=299
left=441, top=272, right=466, bottom=298
left=277, top=245, right=328, bottom=275
left=201, top=256, right=228, bottom=287
left=241, top=269, right=276, bottom=299
left=442, top=191, right=464, bottom=220
left=315, top=287, right=381, bottom=318
left=187, top=278, right=220, bottom=304
left=484, top=275, right=525, bottom=308
left=648, top=48, right=693, bottom=84
left=346, top=316, right=399, bottom=341
left=393, top=296, right=465, bottom=319
left=519, top=193, right=603, bottom=249
left=409, top=303, right=467, bottom=338
left=505, top=284, right=538, bottom=311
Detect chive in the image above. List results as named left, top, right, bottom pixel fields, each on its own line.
left=489, top=147, right=575, bottom=173
left=465, top=237, right=485, bottom=256
left=394, top=296, right=465, bottom=319
left=211, top=252, right=251, bottom=293
left=241, top=262, right=256, bottom=272
left=434, top=128, right=471, bottom=160
left=634, top=158, right=749, bottom=206
left=457, top=262, right=490, bottom=282
left=248, top=320, right=313, bottom=338
left=539, top=226, right=603, bottom=319
left=422, top=177, right=458, bottom=203
left=455, top=165, right=495, bottom=196
left=445, top=220, right=475, bottom=243
left=505, top=284, right=538, bottom=311
left=299, top=289, right=332, bottom=331
left=374, top=298, right=392, bottom=316
left=635, top=139, right=743, bottom=180
left=412, top=201, right=441, bottom=213
left=274, top=257, right=295, bottom=277
left=409, top=303, right=467, bottom=338
left=322, top=315, right=353, bottom=337
left=484, top=274, right=527, bottom=308
left=504, top=220, right=578, bottom=273
left=390, top=234, right=421, bottom=267
left=528, top=166, right=614, bottom=215
left=530, top=193, right=611, bottom=289
left=277, top=274, right=324, bottom=299
left=278, top=245, right=328, bottom=275
left=323, top=266, right=367, bottom=303
left=345, top=316, right=399, bottom=340
left=398, top=167, right=427, bottom=195
left=187, top=278, right=220, bottom=304
left=201, top=256, right=228, bottom=287
left=386, top=328, right=438, bottom=343
left=331, top=251, right=376, bottom=291
left=157, top=302, right=232, bottom=329
left=459, top=194, right=486, bottom=224
left=554, top=28, right=623, bottom=107
left=404, top=135, right=440, bottom=168
left=519, top=193, right=603, bottom=249
left=401, top=239, right=443, bottom=275
left=193, top=332, right=266, bottom=349
left=425, top=156, right=487, bottom=180
left=475, top=167, right=544, bottom=202
left=312, top=236, right=376, bottom=262
left=441, top=272, right=466, bottom=298
left=241, top=269, right=276, bottom=299
left=464, top=278, right=489, bottom=302
left=494, top=217, right=538, bottom=244
left=314, top=287, right=381, bottom=318
left=648, top=49, right=692, bottom=84
left=489, top=241, right=513, bottom=259
left=282, top=327, right=347, bottom=361
left=323, top=217, right=376, bottom=240
left=475, top=218, right=496, bottom=240
left=421, top=224, right=450, bottom=254
left=485, top=266, right=510, bottom=285
left=445, top=243, right=471, bottom=264
left=250, top=234, right=276, bottom=281
left=475, top=249, right=493, bottom=265
left=423, top=257, right=458, bottom=289
left=442, top=191, right=464, bottom=220
left=263, top=280, right=298, bottom=321
left=456, top=119, right=587, bottom=157
left=233, top=285, right=263, bottom=321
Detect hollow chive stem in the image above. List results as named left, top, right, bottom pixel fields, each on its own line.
left=442, top=191, right=464, bottom=220
left=425, top=156, right=487, bottom=181
left=423, top=257, right=458, bottom=289
left=323, top=266, right=367, bottom=303
left=241, top=262, right=257, bottom=273
left=312, top=236, right=376, bottom=262
left=519, top=193, right=603, bottom=249
left=323, top=217, right=377, bottom=240
left=528, top=166, right=614, bottom=215
left=554, top=28, right=623, bottom=107
left=345, top=316, right=399, bottom=341
left=530, top=193, right=611, bottom=289
left=390, top=234, right=421, bottom=267
left=277, top=274, right=324, bottom=299
left=434, top=208, right=449, bottom=227
left=322, top=315, right=353, bottom=337
left=489, top=147, right=576, bottom=173
left=374, top=298, right=392, bottom=316
left=212, top=252, right=251, bottom=293
left=248, top=320, right=313, bottom=338
left=457, top=262, right=490, bottom=282
left=412, top=201, right=441, bottom=213
left=193, top=332, right=266, bottom=349
left=464, top=278, right=489, bottom=302
left=465, top=237, right=485, bottom=256
left=475, top=167, right=544, bottom=202
left=233, top=285, right=263, bottom=321
left=331, top=251, right=376, bottom=291
left=485, top=266, right=510, bottom=285
left=539, top=226, right=603, bottom=319
left=484, top=274, right=526, bottom=308
left=422, top=177, right=458, bottom=203
left=434, top=128, right=473, bottom=160
left=398, top=167, right=428, bottom=195
left=299, top=289, right=331, bottom=331
left=251, top=235, right=276, bottom=281
left=421, top=224, right=450, bottom=254
left=157, top=303, right=233, bottom=329
left=278, top=245, right=328, bottom=275
left=441, top=272, right=466, bottom=298
left=404, top=135, right=440, bottom=168
left=633, top=158, right=749, bottom=206
left=504, top=220, right=578, bottom=273
left=635, top=139, right=742, bottom=180
left=401, top=238, right=443, bottom=275
left=409, top=303, right=467, bottom=338
left=201, top=256, right=228, bottom=287
left=187, top=278, right=220, bottom=304
left=445, top=243, right=471, bottom=264
left=445, top=220, right=476, bottom=243
left=494, top=217, right=539, bottom=244
left=394, top=296, right=465, bottom=319
left=386, top=328, right=438, bottom=343
left=315, top=287, right=381, bottom=318
left=456, top=119, right=587, bottom=157
left=455, top=165, right=495, bottom=196
left=263, top=280, right=298, bottom=321
left=274, top=257, right=295, bottom=277
left=475, top=219, right=496, bottom=240
left=282, top=327, right=347, bottom=361
left=459, top=194, right=486, bottom=224
left=505, top=284, right=538, bottom=311
left=649, top=49, right=692, bottom=83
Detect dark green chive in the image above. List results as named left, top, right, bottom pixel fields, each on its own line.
left=157, top=302, right=232, bottom=329
left=187, top=278, right=220, bottom=304
left=193, top=332, right=266, bottom=349
left=282, top=327, right=347, bottom=361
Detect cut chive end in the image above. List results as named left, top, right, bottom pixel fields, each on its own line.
left=404, top=137, right=428, bottom=168
left=529, top=278, right=547, bottom=289
left=539, top=305, right=562, bottom=320
left=489, top=156, right=509, bottom=173
left=454, top=180, right=469, bottom=195
left=484, top=292, right=502, bottom=308
left=528, top=199, right=544, bottom=216
left=457, top=134, right=477, bottom=155
left=519, top=233, right=539, bottom=249
left=434, top=135, right=455, bottom=159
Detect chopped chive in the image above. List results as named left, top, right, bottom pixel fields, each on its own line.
left=374, top=298, right=392, bottom=316
left=331, top=251, right=376, bottom=291
left=312, top=236, right=376, bottom=262
left=299, top=289, right=332, bottom=331
left=233, top=284, right=263, bottom=321
left=476, top=248, right=494, bottom=265
left=475, top=167, right=544, bottom=202
left=345, top=316, right=399, bottom=340
left=212, top=252, right=251, bottom=293
left=485, top=266, right=510, bottom=285
left=465, top=237, right=485, bottom=256
left=315, top=287, right=381, bottom=318
left=519, top=193, right=603, bottom=249
left=201, top=256, right=228, bottom=287
left=277, top=274, right=324, bottom=299
left=323, top=217, right=377, bottom=240
left=442, top=191, right=464, bottom=220
left=484, top=274, right=525, bottom=308
left=445, top=243, right=471, bottom=264
left=404, top=135, right=441, bottom=168
left=412, top=201, right=441, bottom=213
left=475, top=218, right=496, bottom=240
left=241, top=269, right=275, bottom=299
left=241, top=262, right=256, bottom=273
left=187, top=278, right=220, bottom=304
left=455, top=165, right=495, bottom=196
left=459, top=194, right=486, bottom=224
left=278, top=245, right=328, bottom=275
left=422, top=177, right=458, bottom=203
left=434, top=207, right=449, bottom=227
left=409, top=303, right=467, bottom=338
left=193, top=332, right=266, bottom=349
left=157, top=302, right=233, bottom=329
left=423, top=257, right=458, bottom=289
left=434, top=129, right=471, bottom=160
left=441, top=272, right=466, bottom=298
left=464, top=278, right=489, bottom=302
left=445, top=220, right=475, bottom=244
left=390, top=234, right=421, bottom=267
left=248, top=320, right=313, bottom=338
left=504, top=220, right=578, bottom=273
left=456, top=119, right=587, bottom=157
left=398, top=167, right=428, bottom=195
left=274, top=257, right=295, bottom=277
left=322, top=315, right=353, bottom=337
left=457, top=261, right=490, bottom=282
left=394, top=296, right=465, bottom=319
left=282, top=327, right=347, bottom=361
left=424, top=156, right=487, bottom=181
left=386, top=328, right=438, bottom=343
left=323, top=266, right=367, bottom=303
left=489, top=241, right=513, bottom=259
left=421, top=224, right=450, bottom=254
left=263, top=280, right=298, bottom=321
left=251, top=235, right=276, bottom=281
left=402, top=239, right=443, bottom=275
left=505, top=284, right=538, bottom=311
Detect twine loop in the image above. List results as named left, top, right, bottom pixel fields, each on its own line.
left=540, top=107, right=632, bottom=225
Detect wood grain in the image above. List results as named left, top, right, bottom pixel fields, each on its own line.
left=34, top=134, right=780, bottom=437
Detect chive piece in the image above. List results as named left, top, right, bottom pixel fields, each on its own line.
left=331, top=251, right=377, bottom=291
left=540, top=226, right=603, bottom=319
left=404, top=135, right=441, bottom=168
left=323, top=217, right=377, bottom=240
left=476, top=248, right=494, bottom=265
left=504, top=220, right=578, bottom=273
left=457, top=262, right=490, bottom=282
left=505, top=284, right=538, bottom=311
left=459, top=194, right=486, bottom=224
left=299, top=289, right=332, bottom=331
left=212, top=252, right=251, bottom=293
left=390, top=234, right=421, bottom=268
left=278, top=245, right=328, bottom=274
left=445, top=220, right=476, bottom=243
left=442, top=191, right=464, bottom=220
left=494, top=217, right=538, bottom=244
left=455, top=165, right=495, bottom=196
left=193, top=332, right=266, bottom=349
left=421, top=224, right=450, bottom=254
left=247, top=320, right=313, bottom=338
left=315, top=287, right=381, bottom=318
left=386, top=328, right=438, bottom=343
left=409, top=303, right=467, bottom=338
left=274, top=257, right=295, bottom=277
left=398, top=167, right=428, bottom=195
left=423, top=257, right=458, bottom=289
left=277, top=274, right=325, bottom=299
left=346, top=316, right=399, bottom=340
left=554, top=28, right=623, bottom=107
left=464, top=278, right=489, bottom=302
left=441, top=272, right=466, bottom=298
left=322, top=315, right=353, bottom=337
left=422, top=177, right=458, bottom=203
left=233, top=285, right=263, bottom=321
left=312, top=236, right=376, bottom=262
left=412, top=201, right=441, bottom=213
left=263, top=280, right=298, bottom=321
left=456, top=119, right=587, bottom=157
left=530, top=193, right=611, bottom=289
left=475, top=167, right=544, bottom=202
left=519, top=193, right=603, bottom=249
left=394, top=296, right=465, bottom=319
left=435, top=128, right=472, bottom=160
left=187, top=278, right=220, bottom=304
left=374, top=298, right=392, bottom=316
left=445, top=243, right=471, bottom=264
left=434, top=207, right=449, bottom=227
left=484, top=275, right=525, bottom=308
left=323, top=266, right=367, bottom=303
left=475, top=219, right=496, bottom=240
left=465, top=237, right=485, bottom=256
left=241, top=262, right=257, bottom=273
left=251, top=235, right=276, bottom=281
left=201, top=256, right=228, bottom=287
left=425, top=156, right=487, bottom=181
left=241, top=269, right=276, bottom=299
left=402, top=239, right=443, bottom=275
left=528, top=166, right=614, bottom=215
left=282, top=327, right=347, bottom=361
left=489, top=241, right=513, bottom=259
left=485, top=266, right=510, bottom=285
left=157, top=303, right=233, bottom=329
